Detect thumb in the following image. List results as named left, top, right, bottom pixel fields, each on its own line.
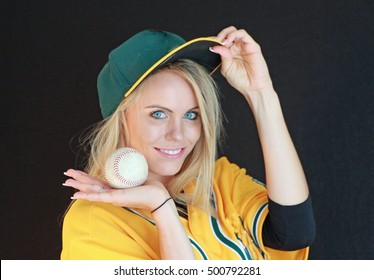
left=210, top=45, right=232, bottom=60
left=210, top=45, right=235, bottom=77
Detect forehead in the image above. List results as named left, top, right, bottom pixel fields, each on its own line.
left=137, top=70, right=198, bottom=108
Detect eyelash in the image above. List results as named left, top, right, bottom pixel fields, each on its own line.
left=150, top=110, right=199, bottom=120
left=184, top=111, right=199, bottom=120
left=150, top=110, right=166, bottom=119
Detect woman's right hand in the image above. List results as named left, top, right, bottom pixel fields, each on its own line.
left=63, top=169, right=171, bottom=213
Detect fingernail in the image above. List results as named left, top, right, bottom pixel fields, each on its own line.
left=209, top=47, right=217, bottom=53
left=70, top=197, right=76, bottom=200
left=62, top=183, right=68, bottom=186
left=63, top=172, right=69, bottom=176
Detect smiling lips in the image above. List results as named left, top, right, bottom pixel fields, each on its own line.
left=155, top=148, right=184, bottom=158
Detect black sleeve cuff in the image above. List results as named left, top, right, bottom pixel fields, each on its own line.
left=262, top=195, right=316, bottom=251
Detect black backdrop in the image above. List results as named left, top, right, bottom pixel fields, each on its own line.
left=1, top=0, right=373, bottom=260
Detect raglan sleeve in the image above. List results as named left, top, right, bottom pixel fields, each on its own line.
left=216, top=157, right=309, bottom=260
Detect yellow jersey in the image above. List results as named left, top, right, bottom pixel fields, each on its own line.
left=61, top=157, right=308, bottom=260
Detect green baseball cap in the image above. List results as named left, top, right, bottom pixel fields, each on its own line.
left=97, top=29, right=222, bottom=118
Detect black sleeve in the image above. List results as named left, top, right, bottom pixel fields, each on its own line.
left=262, top=195, right=316, bottom=251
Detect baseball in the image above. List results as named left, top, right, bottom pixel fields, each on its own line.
left=104, top=147, right=148, bottom=188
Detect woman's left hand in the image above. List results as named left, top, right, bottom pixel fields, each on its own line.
left=211, top=26, right=274, bottom=98
left=212, top=28, right=310, bottom=206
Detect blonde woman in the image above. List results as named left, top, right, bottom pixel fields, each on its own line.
left=61, top=26, right=315, bottom=260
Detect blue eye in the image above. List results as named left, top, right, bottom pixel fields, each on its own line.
left=184, top=111, right=198, bottom=120
left=151, top=110, right=166, bottom=119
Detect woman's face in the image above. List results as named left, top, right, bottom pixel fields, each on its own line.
left=125, top=70, right=202, bottom=185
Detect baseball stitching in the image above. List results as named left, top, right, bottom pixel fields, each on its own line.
left=111, top=148, right=146, bottom=187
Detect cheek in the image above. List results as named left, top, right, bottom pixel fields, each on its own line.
left=143, top=126, right=162, bottom=142
left=188, top=123, right=202, bottom=145
left=125, top=113, right=146, bottom=148
left=126, top=118, right=163, bottom=151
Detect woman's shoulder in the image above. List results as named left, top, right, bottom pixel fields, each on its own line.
left=214, top=156, right=236, bottom=171
left=64, top=200, right=129, bottom=231
left=61, top=200, right=159, bottom=259
left=214, top=156, right=248, bottom=179
left=214, top=156, right=267, bottom=193
left=65, top=199, right=155, bottom=229
left=63, top=199, right=155, bottom=242
left=67, top=199, right=121, bottom=215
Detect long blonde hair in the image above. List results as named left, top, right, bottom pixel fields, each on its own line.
left=84, top=59, right=223, bottom=213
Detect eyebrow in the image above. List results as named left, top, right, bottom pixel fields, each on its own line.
left=145, top=105, right=199, bottom=113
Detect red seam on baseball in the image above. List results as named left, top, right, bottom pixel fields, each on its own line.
left=112, top=149, right=145, bottom=187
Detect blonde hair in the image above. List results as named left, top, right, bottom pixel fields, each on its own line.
left=84, top=59, right=223, bottom=213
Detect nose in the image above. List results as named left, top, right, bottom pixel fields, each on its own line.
left=165, top=118, right=184, bottom=142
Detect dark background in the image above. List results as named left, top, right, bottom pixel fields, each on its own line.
left=1, top=0, right=373, bottom=260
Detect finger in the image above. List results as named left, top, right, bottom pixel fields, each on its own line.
left=64, top=169, right=109, bottom=187
left=72, top=190, right=117, bottom=203
left=223, top=29, right=258, bottom=49
left=216, top=26, right=238, bottom=42
left=63, top=178, right=104, bottom=193
left=210, top=45, right=232, bottom=59
left=64, top=169, right=91, bottom=182
left=72, top=186, right=147, bottom=208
